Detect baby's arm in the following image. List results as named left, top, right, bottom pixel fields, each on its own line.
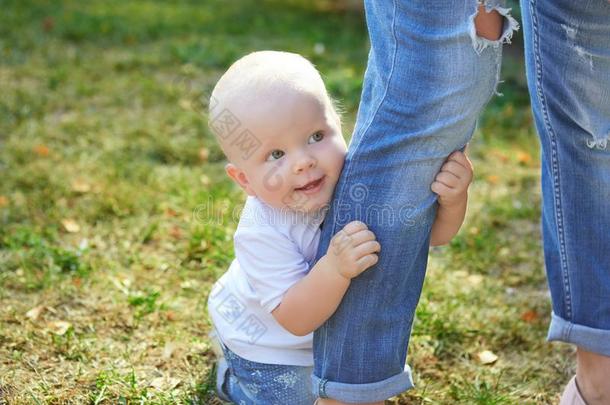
left=430, top=151, right=474, bottom=246
left=272, top=221, right=380, bottom=336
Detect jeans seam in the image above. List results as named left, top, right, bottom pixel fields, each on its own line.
left=565, top=318, right=573, bottom=342
left=328, top=0, right=399, bottom=239
left=226, top=356, right=259, bottom=402
left=530, top=0, right=572, bottom=319
left=319, top=378, right=328, bottom=398
left=317, top=0, right=398, bottom=392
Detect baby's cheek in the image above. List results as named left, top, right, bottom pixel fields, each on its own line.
left=261, top=173, right=296, bottom=208
left=333, top=151, right=347, bottom=176
left=259, top=166, right=285, bottom=195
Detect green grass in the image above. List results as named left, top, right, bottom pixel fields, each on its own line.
left=0, top=0, right=573, bottom=403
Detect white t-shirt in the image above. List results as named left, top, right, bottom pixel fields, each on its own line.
left=207, top=196, right=326, bottom=366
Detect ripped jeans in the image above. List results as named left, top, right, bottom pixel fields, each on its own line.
left=216, top=340, right=317, bottom=405
left=521, top=0, right=610, bottom=356
left=311, top=0, right=518, bottom=402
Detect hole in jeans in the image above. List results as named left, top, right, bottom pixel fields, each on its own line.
left=474, top=4, right=503, bottom=40
left=469, top=2, right=519, bottom=54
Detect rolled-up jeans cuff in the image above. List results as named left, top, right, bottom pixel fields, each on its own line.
left=311, top=364, right=414, bottom=403
left=547, top=312, right=610, bottom=357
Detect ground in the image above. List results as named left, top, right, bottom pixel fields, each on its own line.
left=0, top=0, right=573, bottom=403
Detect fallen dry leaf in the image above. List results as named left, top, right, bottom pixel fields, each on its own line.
left=165, top=207, right=178, bottom=217
left=179, top=98, right=191, bottom=111
left=71, top=178, right=91, bottom=193
left=199, top=148, right=209, bottom=162
left=61, top=219, right=80, bottom=233
left=33, top=144, right=50, bottom=157
left=521, top=310, right=539, bottom=323
left=169, top=226, right=182, bottom=239
left=467, top=274, right=483, bottom=286
left=477, top=350, right=498, bottom=365
left=490, top=149, right=509, bottom=163
left=26, top=306, right=45, bottom=321
left=42, top=16, right=54, bottom=32
left=47, top=321, right=72, bottom=335
left=0, top=196, right=8, bottom=207
left=180, top=280, right=197, bottom=290
left=516, top=151, right=532, bottom=165
left=486, top=175, right=500, bottom=185
left=110, top=276, right=131, bottom=294
left=162, top=342, right=178, bottom=359
left=149, top=377, right=181, bottom=390
left=421, top=354, right=439, bottom=366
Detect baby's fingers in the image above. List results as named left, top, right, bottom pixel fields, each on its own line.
left=434, top=171, right=460, bottom=188
left=441, top=160, right=471, bottom=180
left=449, top=151, right=474, bottom=172
left=353, top=240, right=381, bottom=258
left=341, top=220, right=368, bottom=236
left=349, top=229, right=377, bottom=246
left=355, top=253, right=379, bottom=273
left=431, top=180, right=453, bottom=196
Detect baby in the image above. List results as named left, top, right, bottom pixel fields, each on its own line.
left=206, top=51, right=473, bottom=404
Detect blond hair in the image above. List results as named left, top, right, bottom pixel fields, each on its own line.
left=208, top=51, right=341, bottom=160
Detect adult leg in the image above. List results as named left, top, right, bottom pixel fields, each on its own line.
left=521, top=0, right=610, bottom=404
left=575, top=348, right=610, bottom=404
left=312, top=1, right=517, bottom=403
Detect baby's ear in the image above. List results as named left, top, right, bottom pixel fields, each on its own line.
left=225, top=163, right=256, bottom=197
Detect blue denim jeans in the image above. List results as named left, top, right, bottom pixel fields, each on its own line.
left=216, top=341, right=317, bottom=405
left=311, top=0, right=517, bottom=402
left=520, top=0, right=610, bottom=356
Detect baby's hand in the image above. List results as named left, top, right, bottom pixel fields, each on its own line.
left=431, top=150, right=474, bottom=207
left=326, top=221, right=380, bottom=280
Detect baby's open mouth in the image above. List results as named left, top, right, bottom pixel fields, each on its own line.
left=295, top=176, right=325, bottom=191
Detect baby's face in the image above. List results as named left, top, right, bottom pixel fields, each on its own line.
left=226, top=89, right=346, bottom=213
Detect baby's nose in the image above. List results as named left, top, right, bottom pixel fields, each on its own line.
left=293, top=155, right=316, bottom=173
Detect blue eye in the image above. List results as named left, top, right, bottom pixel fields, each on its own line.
left=267, top=149, right=285, bottom=161
left=308, top=131, right=324, bottom=144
